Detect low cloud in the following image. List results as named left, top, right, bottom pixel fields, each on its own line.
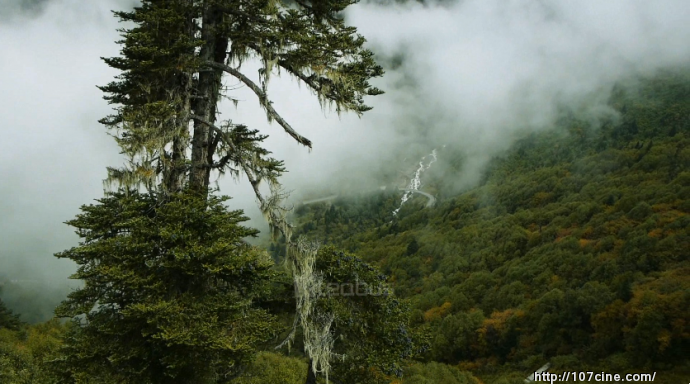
left=1, top=0, right=689, bottom=318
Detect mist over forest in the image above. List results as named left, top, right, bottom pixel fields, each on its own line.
left=1, top=0, right=689, bottom=383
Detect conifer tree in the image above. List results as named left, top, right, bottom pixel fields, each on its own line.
left=54, top=192, right=278, bottom=383
left=0, top=292, right=22, bottom=331
left=55, top=0, right=387, bottom=382
left=99, top=0, right=383, bottom=200
left=312, top=247, right=428, bottom=384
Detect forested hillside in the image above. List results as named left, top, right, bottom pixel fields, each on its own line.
left=3, top=0, right=690, bottom=382
left=2, top=71, right=688, bottom=384
left=286, top=71, right=690, bottom=382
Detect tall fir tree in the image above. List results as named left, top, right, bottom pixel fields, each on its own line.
left=56, top=0, right=388, bottom=383
left=99, top=0, right=384, bottom=200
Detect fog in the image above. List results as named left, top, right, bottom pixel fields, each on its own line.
left=1, top=0, right=689, bottom=320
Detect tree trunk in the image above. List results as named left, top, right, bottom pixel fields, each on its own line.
left=163, top=1, right=194, bottom=194
left=305, top=359, right=318, bottom=384
left=167, top=69, right=192, bottom=193
left=190, top=4, right=228, bottom=193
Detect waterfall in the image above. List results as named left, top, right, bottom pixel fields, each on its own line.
left=392, top=149, right=437, bottom=216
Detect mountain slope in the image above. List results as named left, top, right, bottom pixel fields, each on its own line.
left=289, top=71, right=690, bottom=381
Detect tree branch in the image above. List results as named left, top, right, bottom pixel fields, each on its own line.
left=190, top=115, right=240, bottom=153
left=204, top=60, right=313, bottom=149
left=190, top=115, right=289, bottom=232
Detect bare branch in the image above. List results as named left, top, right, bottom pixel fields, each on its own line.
left=204, top=61, right=313, bottom=149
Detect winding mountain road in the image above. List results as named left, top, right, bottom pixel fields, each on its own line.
left=301, top=188, right=435, bottom=208
left=399, top=188, right=436, bottom=208
left=301, top=194, right=340, bottom=205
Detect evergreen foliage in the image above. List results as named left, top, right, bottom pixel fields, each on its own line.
left=47, top=0, right=390, bottom=382
left=311, top=247, right=429, bottom=384
left=52, top=191, right=278, bottom=383
left=402, top=361, right=481, bottom=384
left=0, top=294, right=21, bottom=331
left=99, top=0, right=384, bottom=195
left=0, top=320, right=66, bottom=384
left=233, top=352, right=307, bottom=384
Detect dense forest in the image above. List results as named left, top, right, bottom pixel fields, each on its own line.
left=4, top=70, right=688, bottom=383
left=1, top=0, right=689, bottom=382
left=279, top=71, right=690, bottom=382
